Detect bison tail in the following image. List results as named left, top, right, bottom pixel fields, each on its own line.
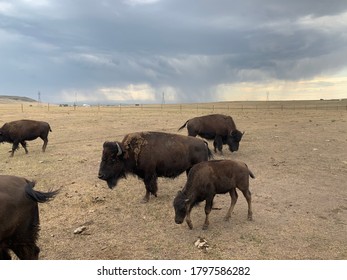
left=25, top=181, right=59, bottom=203
left=244, top=164, right=255, bottom=179
left=49, top=125, right=52, bottom=132
left=178, top=120, right=189, bottom=131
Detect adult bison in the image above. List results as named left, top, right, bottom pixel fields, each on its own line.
left=0, top=175, right=58, bottom=260
left=178, top=114, right=244, bottom=154
left=173, top=159, right=254, bottom=230
left=0, top=119, right=52, bottom=157
left=98, top=131, right=212, bottom=202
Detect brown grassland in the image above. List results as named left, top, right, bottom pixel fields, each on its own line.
left=0, top=100, right=346, bottom=260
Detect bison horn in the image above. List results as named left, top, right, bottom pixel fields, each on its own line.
left=115, top=142, right=123, bottom=156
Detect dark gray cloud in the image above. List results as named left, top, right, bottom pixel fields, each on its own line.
left=0, top=0, right=346, bottom=103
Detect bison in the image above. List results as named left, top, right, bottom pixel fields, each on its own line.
left=0, top=119, right=52, bottom=157
left=0, top=175, right=58, bottom=260
left=178, top=114, right=244, bottom=154
left=173, top=159, right=255, bottom=230
left=98, top=131, right=212, bottom=202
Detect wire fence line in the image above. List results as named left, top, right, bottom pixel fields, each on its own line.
left=1, top=100, right=347, bottom=114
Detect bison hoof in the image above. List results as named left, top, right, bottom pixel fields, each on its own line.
left=224, top=216, right=231, bottom=222
left=141, top=197, right=149, bottom=203
left=248, top=216, right=253, bottom=221
left=202, top=224, right=209, bottom=230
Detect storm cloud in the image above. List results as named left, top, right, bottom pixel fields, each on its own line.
left=1, top=0, right=346, bottom=103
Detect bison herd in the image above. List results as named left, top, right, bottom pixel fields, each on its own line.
left=0, top=114, right=254, bottom=260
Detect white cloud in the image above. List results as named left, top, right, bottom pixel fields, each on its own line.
left=99, top=84, right=156, bottom=102
left=216, top=71, right=347, bottom=101
left=297, top=11, right=347, bottom=32
left=124, top=0, right=160, bottom=6
left=59, top=83, right=180, bottom=104
left=70, top=53, right=116, bottom=68
left=20, top=0, right=50, bottom=7
left=0, top=2, right=14, bottom=15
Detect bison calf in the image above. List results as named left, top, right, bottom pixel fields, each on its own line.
left=0, top=119, right=52, bottom=157
left=173, top=160, right=255, bottom=230
left=0, top=175, right=58, bottom=260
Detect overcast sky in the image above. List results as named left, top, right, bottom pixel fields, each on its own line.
left=1, top=0, right=346, bottom=104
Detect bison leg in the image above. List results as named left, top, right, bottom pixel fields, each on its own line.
left=142, top=175, right=158, bottom=203
left=42, top=138, right=48, bottom=152
left=20, top=141, right=29, bottom=154
left=185, top=204, right=194, bottom=230
left=202, top=196, right=214, bottom=230
left=10, top=142, right=20, bottom=157
left=213, top=136, right=223, bottom=154
left=241, top=189, right=253, bottom=221
left=225, top=188, right=238, bottom=221
left=11, top=242, right=40, bottom=260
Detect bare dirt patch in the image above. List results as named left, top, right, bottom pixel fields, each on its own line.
left=1, top=101, right=346, bottom=260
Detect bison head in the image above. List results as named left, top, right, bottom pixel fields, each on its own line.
left=98, top=141, right=126, bottom=189
left=227, top=129, right=244, bottom=152
left=173, top=191, right=189, bottom=224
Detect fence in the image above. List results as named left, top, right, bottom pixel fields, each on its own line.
left=0, top=100, right=347, bottom=114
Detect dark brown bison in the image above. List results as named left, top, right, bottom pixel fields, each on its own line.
left=178, top=114, right=244, bottom=154
left=0, top=175, right=58, bottom=260
left=98, top=131, right=212, bottom=202
left=173, top=159, right=254, bottom=230
left=0, top=119, right=52, bottom=157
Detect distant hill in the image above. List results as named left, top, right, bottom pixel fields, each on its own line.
left=0, top=95, right=37, bottom=103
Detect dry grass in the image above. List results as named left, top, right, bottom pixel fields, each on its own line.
left=0, top=100, right=346, bottom=260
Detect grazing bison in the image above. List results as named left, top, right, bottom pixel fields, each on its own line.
left=0, top=175, right=58, bottom=260
left=178, top=114, right=244, bottom=154
left=98, top=131, right=212, bottom=202
left=0, top=119, right=52, bottom=157
left=173, top=159, right=254, bottom=230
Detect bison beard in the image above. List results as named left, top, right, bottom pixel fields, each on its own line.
left=105, top=172, right=126, bottom=189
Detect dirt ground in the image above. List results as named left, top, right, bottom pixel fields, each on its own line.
left=0, top=101, right=346, bottom=260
